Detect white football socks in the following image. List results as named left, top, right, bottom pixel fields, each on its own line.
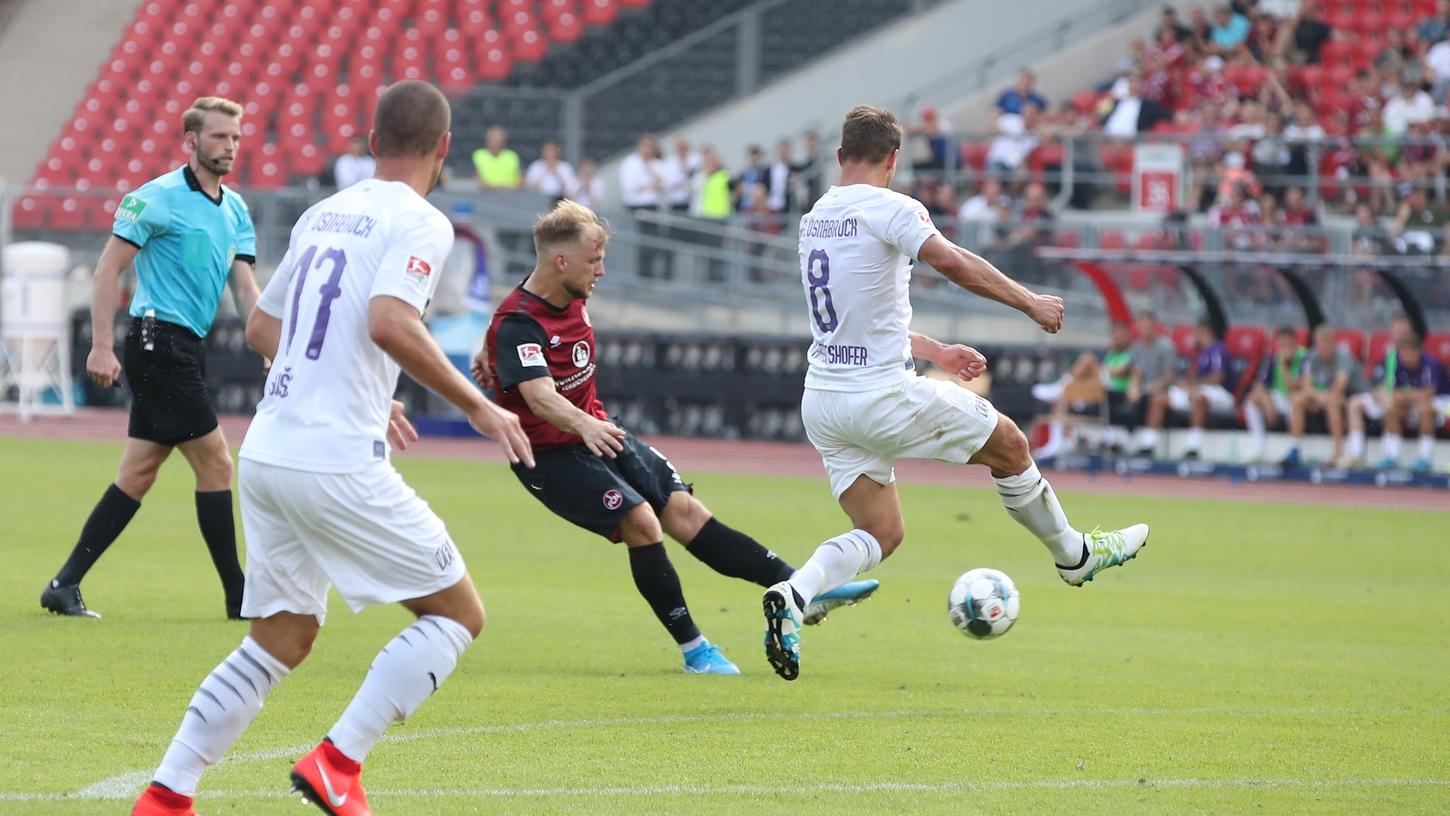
left=1382, top=434, right=1402, bottom=461
left=1185, top=426, right=1204, bottom=452
left=1347, top=430, right=1366, bottom=458
left=1419, top=435, right=1435, bottom=460
left=328, top=615, right=474, bottom=763
left=994, top=463, right=1083, bottom=566
left=1243, top=402, right=1266, bottom=456
left=153, top=637, right=289, bottom=797
left=786, top=529, right=882, bottom=607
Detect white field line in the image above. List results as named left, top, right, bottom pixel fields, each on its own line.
left=2, top=778, right=1447, bottom=802
left=13, top=705, right=1448, bottom=801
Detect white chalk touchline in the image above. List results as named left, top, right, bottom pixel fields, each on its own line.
left=41, top=705, right=1450, bottom=801
left=3, top=777, right=1447, bottom=802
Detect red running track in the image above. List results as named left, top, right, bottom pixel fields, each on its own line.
left=2, top=409, right=1446, bottom=512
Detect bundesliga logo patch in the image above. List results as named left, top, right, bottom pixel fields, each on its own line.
left=517, top=343, right=546, bottom=367
left=406, top=256, right=432, bottom=279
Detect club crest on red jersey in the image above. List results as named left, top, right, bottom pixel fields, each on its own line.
left=602, top=489, right=623, bottom=510
left=572, top=340, right=591, bottom=368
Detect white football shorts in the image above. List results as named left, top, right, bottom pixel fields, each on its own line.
left=1167, top=383, right=1236, bottom=413
left=238, top=458, right=467, bottom=624
left=802, top=375, right=1000, bottom=499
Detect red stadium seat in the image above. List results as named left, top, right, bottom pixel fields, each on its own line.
left=1332, top=328, right=1366, bottom=360
left=11, top=195, right=48, bottom=230
left=583, top=0, right=618, bottom=26
left=51, top=197, right=86, bottom=231
left=1423, top=333, right=1450, bottom=368
left=289, top=141, right=327, bottom=177
left=1170, top=325, right=1198, bottom=358
left=512, top=28, right=549, bottom=61
left=1099, top=230, right=1127, bottom=250
left=1224, top=325, right=1268, bottom=362
left=958, top=141, right=989, bottom=171
left=550, top=11, right=585, bottom=43
left=476, top=47, right=512, bottom=81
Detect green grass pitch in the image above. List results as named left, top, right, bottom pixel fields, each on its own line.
left=0, top=436, right=1447, bottom=815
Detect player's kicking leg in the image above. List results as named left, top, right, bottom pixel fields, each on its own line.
left=618, top=502, right=739, bottom=674
left=971, top=415, right=1148, bottom=586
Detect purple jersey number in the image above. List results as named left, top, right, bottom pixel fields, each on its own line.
left=806, top=249, right=838, bottom=333
left=285, top=244, right=348, bottom=360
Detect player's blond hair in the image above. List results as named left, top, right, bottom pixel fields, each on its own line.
left=839, top=105, right=901, bottom=164
left=533, top=199, right=610, bottom=253
left=182, top=97, right=243, bottom=133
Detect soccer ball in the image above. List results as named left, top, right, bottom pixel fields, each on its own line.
left=948, top=568, right=1020, bottom=639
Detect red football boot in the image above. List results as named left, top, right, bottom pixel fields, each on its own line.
left=131, top=783, right=198, bottom=816
left=290, top=740, right=373, bottom=816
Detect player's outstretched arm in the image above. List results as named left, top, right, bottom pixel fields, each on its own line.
left=369, top=295, right=534, bottom=467
left=85, top=237, right=141, bottom=387
left=909, top=331, right=987, bottom=381
left=516, top=377, right=626, bottom=458
left=917, top=235, right=1064, bottom=334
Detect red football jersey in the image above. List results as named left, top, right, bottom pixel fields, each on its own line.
left=486, top=284, right=608, bottom=451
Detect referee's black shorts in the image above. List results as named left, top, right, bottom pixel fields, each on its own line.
left=510, top=433, right=692, bottom=542
left=122, top=317, right=218, bottom=445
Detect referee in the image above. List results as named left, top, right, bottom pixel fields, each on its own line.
left=41, top=97, right=261, bottom=619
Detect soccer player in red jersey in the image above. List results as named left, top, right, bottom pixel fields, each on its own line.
left=474, top=200, right=877, bottom=674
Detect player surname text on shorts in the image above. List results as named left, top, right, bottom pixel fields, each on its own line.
left=309, top=211, right=378, bottom=238
left=800, top=216, right=859, bottom=238
left=813, top=344, right=869, bottom=366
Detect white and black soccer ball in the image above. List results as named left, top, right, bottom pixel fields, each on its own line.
left=948, top=567, right=1020, bottom=639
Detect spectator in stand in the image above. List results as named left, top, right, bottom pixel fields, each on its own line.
left=1375, top=29, right=1423, bottom=85
left=1259, top=0, right=1300, bottom=18
left=734, top=144, right=769, bottom=214
left=994, top=181, right=1055, bottom=284
left=1145, top=320, right=1233, bottom=461
left=524, top=141, right=576, bottom=201
left=985, top=107, right=1040, bottom=179
left=1424, top=30, right=1450, bottom=102
left=1210, top=4, right=1252, bottom=53
left=568, top=157, right=604, bottom=209
left=333, top=137, right=375, bottom=189
left=1419, top=0, right=1450, bottom=43
left=1212, top=179, right=1264, bottom=251
left=1280, top=0, right=1330, bottom=63
left=1241, top=326, right=1306, bottom=462
left=1283, top=99, right=1326, bottom=178
left=1247, top=13, right=1281, bottom=62
left=767, top=140, right=793, bottom=215
left=906, top=106, right=952, bottom=172
left=666, top=138, right=701, bottom=215
left=1252, top=111, right=1291, bottom=192
left=1351, top=202, right=1391, bottom=254
left=1279, top=186, right=1325, bottom=252
left=472, top=126, right=521, bottom=190
left=996, top=69, right=1048, bottom=115
left=1342, top=70, right=1382, bottom=135
left=956, top=177, right=1008, bottom=247
left=1032, top=321, right=1136, bottom=459
left=1161, top=5, right=1192, bottom=42
left=619, top=133, right=668, bottom=277
left=1127, top=311, right=1181, bottom=458
left=1383, top=79, right=1435, bottom=136
left=791, top=130, right=823, bottom=211
left=1281, top=324, right=1366, bottom=466
left=1102, top=75, right=1171, bottom=137
left=1143, top=25, right=1187, bottom=106
left=1394, top=186, right=1449, bottom=253
left=691, top=146, right=732, bottom=282
left=1188, top=5, right=1214, bottom=47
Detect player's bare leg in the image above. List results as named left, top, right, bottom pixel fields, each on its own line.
left=42, top=438, right=170, bottom=618
left=177, top=428, right=246, bottom=618
left=969, top=415, right=1147, bottom=587
left=1324, top=391, right=1347, bottom=463
left=1242, top=385, right=1275, bottom=463
left=764, top=476, right=897, bottom=680
left=1185, top=388, right=1209, bottom=459
left=620, top=502, right=738, bottom=674
left=291, top=577, right=484, bottom=815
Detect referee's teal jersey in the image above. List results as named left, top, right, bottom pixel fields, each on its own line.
left=113, top=165, right=257, bottom=338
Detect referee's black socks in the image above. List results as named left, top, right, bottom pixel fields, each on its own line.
left=684, top=517, right=796, bottom=588
left=54, top=483, right=141, bottom=586
left=196, top=490, right=245, bottom=609
left=628, top=542, right=701, bottom=646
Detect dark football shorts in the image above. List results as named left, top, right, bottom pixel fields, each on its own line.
left=122, top=317, right=219, bottom=445
left=511, top=432, right=692, bottom=541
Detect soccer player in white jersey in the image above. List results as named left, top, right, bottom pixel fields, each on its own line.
left=130, top=81, right=533, bottom=816
left=762, top=105, right=1149, bottom=681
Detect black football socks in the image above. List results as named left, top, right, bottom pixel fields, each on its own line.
left=54, top=484, right=141, bottom=586
left=684, top=517, right=795, bottom=587
left=628, top=542, right=701, bottom=645
left=195, top=490, right=245, bottom=611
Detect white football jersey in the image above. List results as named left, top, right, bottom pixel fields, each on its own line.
left=799, top=184, right=940, bottom=391
left=240, top=179, right=455, bottom=473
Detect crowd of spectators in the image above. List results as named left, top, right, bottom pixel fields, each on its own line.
left=918, top=0, right=1450, bottom=258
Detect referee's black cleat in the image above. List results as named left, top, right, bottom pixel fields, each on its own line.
left=41, top=580, right=101, bottom=618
